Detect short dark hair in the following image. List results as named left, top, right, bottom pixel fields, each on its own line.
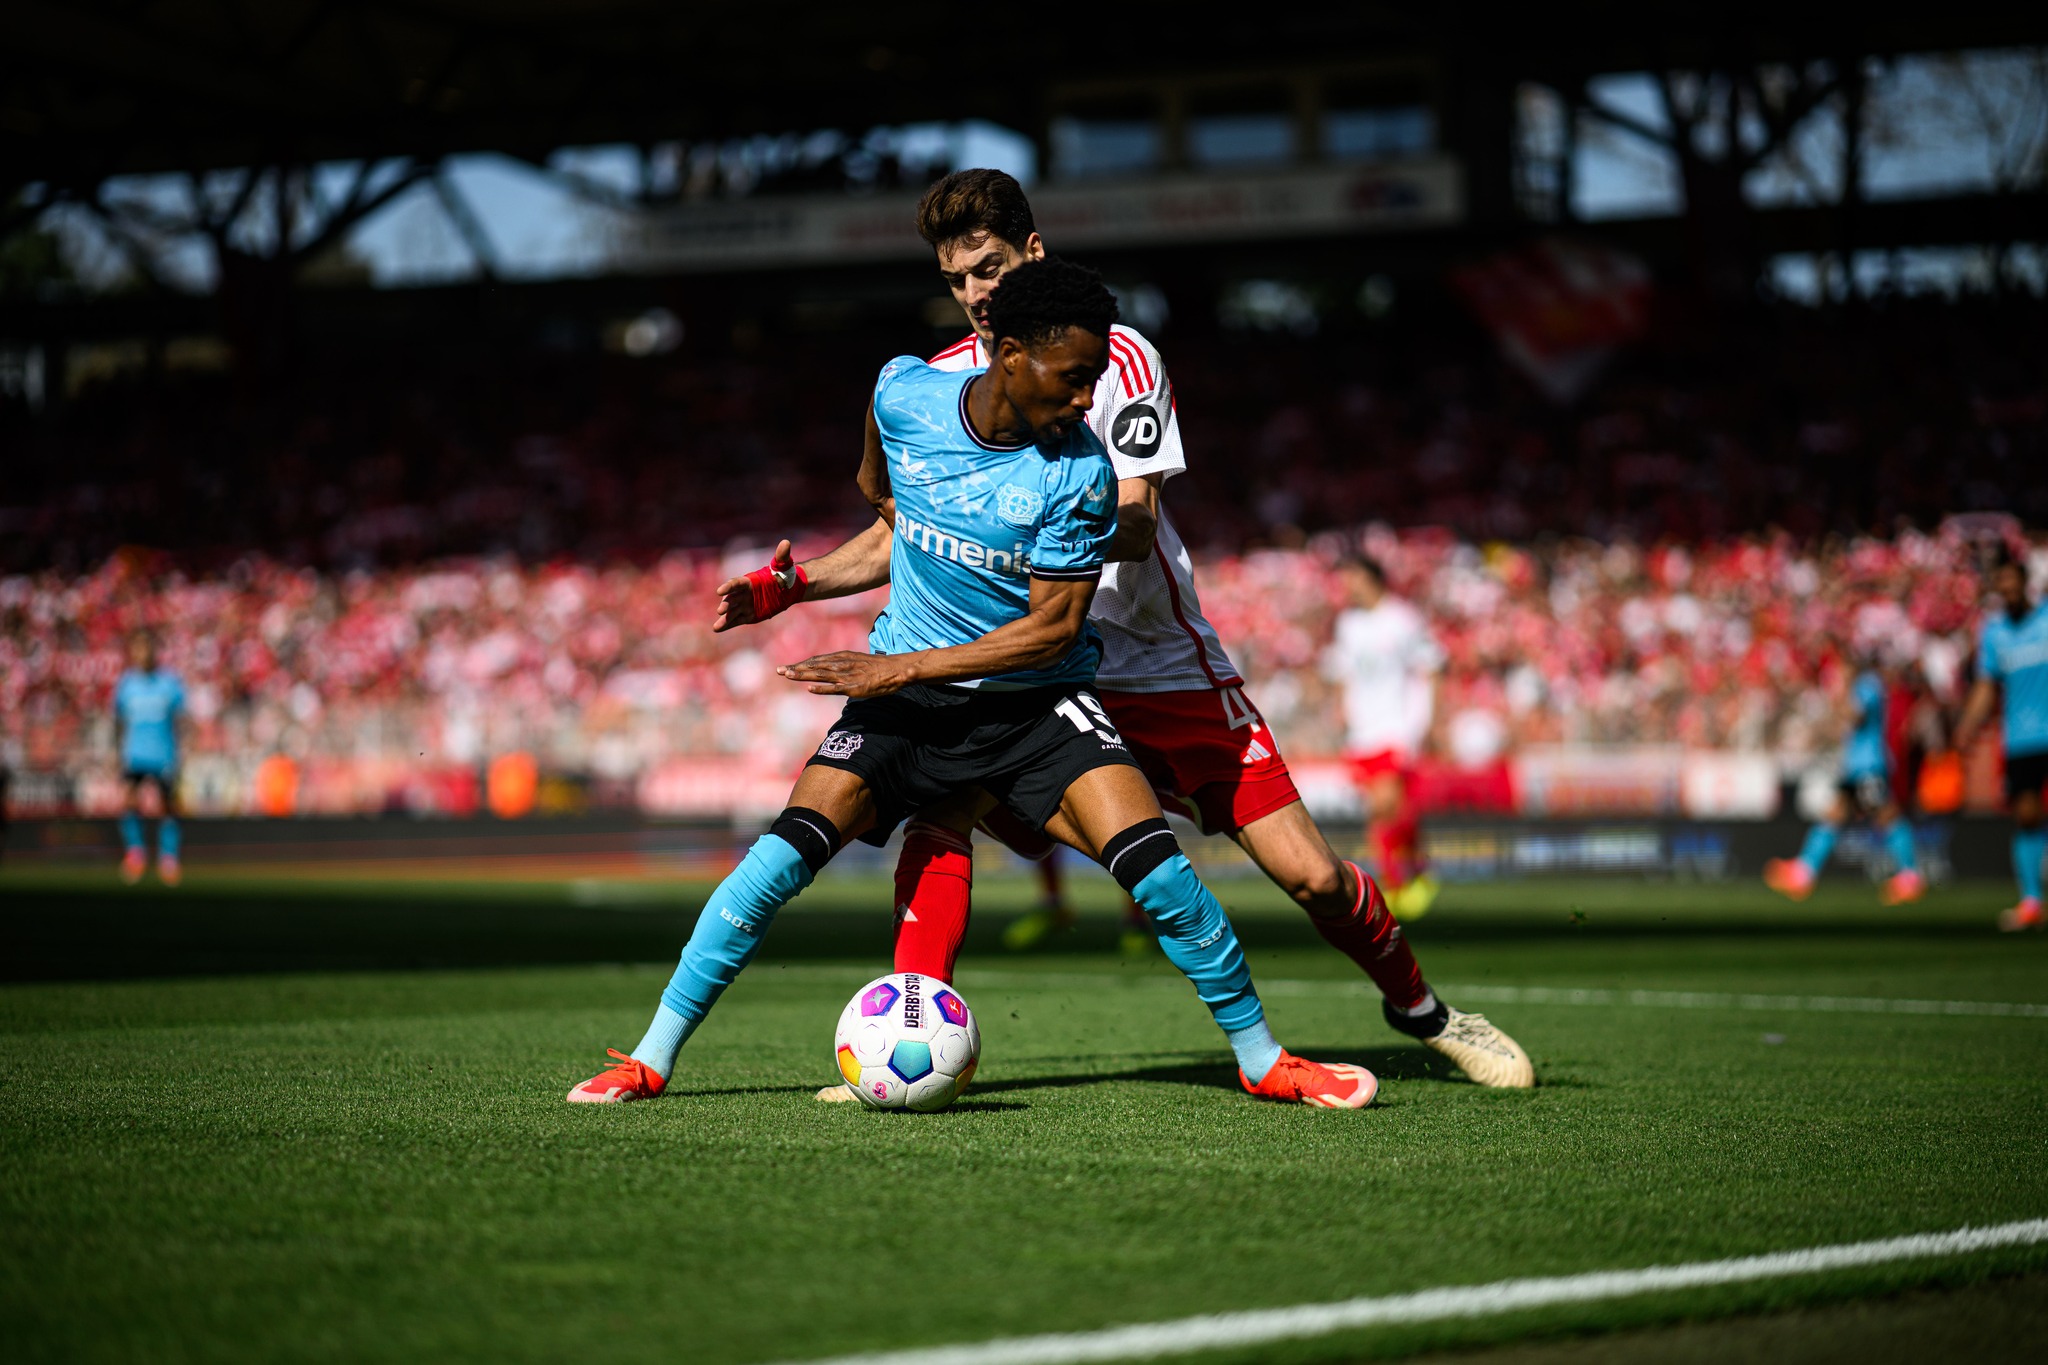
left=984, top=257, right=1119, bottom=350
left=1344, top=554, right=1388, bottom=585
left=916, top=169, right=1036, bottom=251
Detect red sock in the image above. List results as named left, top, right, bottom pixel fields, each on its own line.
left=1310, top=862, right=1427, bottom=1011
left=892, top=821, right=974, bottom=983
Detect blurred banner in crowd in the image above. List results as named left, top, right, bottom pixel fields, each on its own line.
left=1451, top=237, right=1653, bottom=404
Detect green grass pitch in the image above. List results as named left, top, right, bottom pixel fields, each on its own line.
left=3, top=865, right=2046, bottom=1363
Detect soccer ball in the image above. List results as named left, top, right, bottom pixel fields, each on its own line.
left=833, top=972, right=981, bottom=1112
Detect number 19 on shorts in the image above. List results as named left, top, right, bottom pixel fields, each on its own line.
left=1056, top=692, right=1126, bottom=747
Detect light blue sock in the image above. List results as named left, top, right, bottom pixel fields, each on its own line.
left=120, top=813, right=144, bottom=854
left=631, top=1005, right=698, bottom=1075
left=1881, top=819, right=1916, bottom=875
left=2017, top=829, right=2048, bottom=903
left=1225, top=1018, right=1284, bottom=1085
left=1797, top=824, right=1839, bottom=875
left=1130, top=853, right=1271, bottom=1075
left=635, top=833, right=815, bottom=1078
left=158, top=817, right=181, bottom=861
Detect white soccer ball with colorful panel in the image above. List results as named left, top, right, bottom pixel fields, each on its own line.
left=833, top=972, right=980, bottom=1112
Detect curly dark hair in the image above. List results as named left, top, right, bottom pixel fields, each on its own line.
left=983, top=257, right=1119, bottom=350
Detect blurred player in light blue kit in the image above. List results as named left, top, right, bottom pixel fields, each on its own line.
left=114, top=631, right=186, bottom=886
left=1766, top=656, right=1924, bottom=906
left=1956, top=551, right=2048, bottom=931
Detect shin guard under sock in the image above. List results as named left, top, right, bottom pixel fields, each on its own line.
left=120, top=812, right=144, bottom=854
left=158, top=816, right=181, bottom=861
left=1311, top=862, right=1428, bottom=1011
left=1102, top=821, right=1264, bottom=1037
left=892, top=821, right=973, bottom=982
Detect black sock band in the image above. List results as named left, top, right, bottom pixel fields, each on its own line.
left=1099, top=817, right=1180, bottom=894
left=1383, top=995, right=1450, bottom=1040
left=770, top=807, right=841, bottom=875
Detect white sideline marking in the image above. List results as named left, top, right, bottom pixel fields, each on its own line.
left=942, top=970, right=2048, bottom=1021
left=779, top=1219, right=2048, bottom=1365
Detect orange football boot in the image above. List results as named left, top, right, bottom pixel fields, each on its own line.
left=120, top=848, right=147, bottom=885
left=1879, top=869, right=1923, bottom=906
left=158, top=855, right=182, bottom=887
left=1763, top=858, right=1815, bottom=902
left=1241, top=1052, right=1378, bottom=1108
left=565, top=1048, right=666, bottom=1104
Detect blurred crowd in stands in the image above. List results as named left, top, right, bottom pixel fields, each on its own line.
left=5, top=296, right=2044, bottom=575
left=3, top=292, right=2042, bottom=816
left=3, top=520, right=2034, bottom=817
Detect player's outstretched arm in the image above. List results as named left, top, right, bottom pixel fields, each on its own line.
left=711, top=520, right=897, bottom=632
left=1102, top=474, right=1162, bottom=563
left=778, top=575, right=1096, bottom=698
left=713, top=402, right=904, bottom=632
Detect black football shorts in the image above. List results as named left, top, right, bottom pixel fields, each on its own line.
left=1839, top=772, right=1893, bottom=814
left=805, top=682, right=1141, bottom=845
left=2006, top=749, right=2048, bottom=804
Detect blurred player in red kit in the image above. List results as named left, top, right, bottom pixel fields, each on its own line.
left=1322, top=555, right=1443, bottom=919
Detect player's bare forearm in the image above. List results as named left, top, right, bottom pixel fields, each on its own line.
left=799, top=517, right=894, bottom=600
left=1955, top=678, right=1999, bottom=748
left=778, top=576, right=1097, bottom=697
left=1102, top=475, right=1163, bottom=563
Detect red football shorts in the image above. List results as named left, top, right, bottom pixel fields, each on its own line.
left=1097, top=686, right=1303, bottom=836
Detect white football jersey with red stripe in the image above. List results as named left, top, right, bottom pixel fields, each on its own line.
left=927, top=325, right=1240, bottom=693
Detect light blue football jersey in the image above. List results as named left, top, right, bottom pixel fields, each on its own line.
left=115, top=668, right=185, bottom=772
left=1843, top=670, right=1890, bottom=779
left=869, top=357, right=1116, bottom=689
left=1982, top=601, right=2048, bottom=757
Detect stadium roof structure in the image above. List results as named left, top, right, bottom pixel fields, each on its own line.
left=7, top=0, right=2046, bottom=189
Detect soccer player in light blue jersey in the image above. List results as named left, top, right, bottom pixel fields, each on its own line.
left=1765, top=658, right=1924, bottom=906
left=567, top=259, right=1376, bottom=1108
left=113, top=632, right=186, bottom=886
left=1957, top=553, right=2048, bottom=931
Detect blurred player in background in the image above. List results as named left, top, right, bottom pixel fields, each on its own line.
left=1764, top=657, right=1924, bottom=906
left=113, top=632, right=185, bottom=886
left=1956, top=552, right=2048, bottom=931
left=1322, top=555, right=1443, bottom=920
left=721, top=170, right=1531, bottom=1088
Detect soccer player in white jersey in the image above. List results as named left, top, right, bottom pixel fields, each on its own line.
left=720, top=170, right=1531, bottom=1088
left=1320, top=555, right=1443, bottom=919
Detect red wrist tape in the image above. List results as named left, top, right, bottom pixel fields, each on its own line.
left=745, top=561, right=809, bottom=621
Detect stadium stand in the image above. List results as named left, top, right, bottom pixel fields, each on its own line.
left=3, top=519, right=2027, bottom=819
left=5, top=290, right=2041, bottom=821
left=6, top=297, right=2045, bottom=575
